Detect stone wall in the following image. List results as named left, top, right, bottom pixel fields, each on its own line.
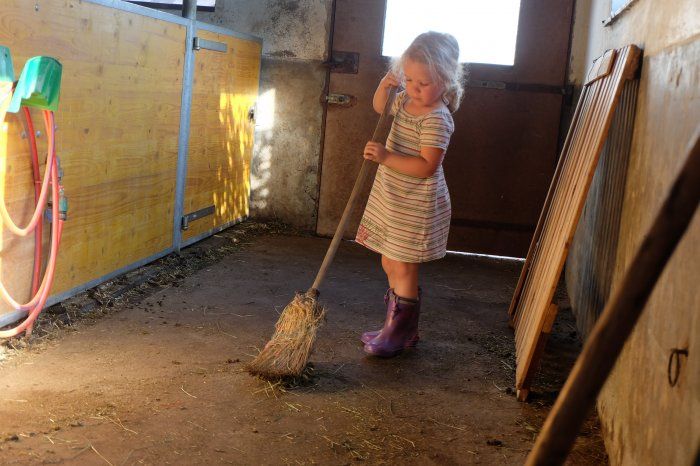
left=198, top=0, right=332, bottom=229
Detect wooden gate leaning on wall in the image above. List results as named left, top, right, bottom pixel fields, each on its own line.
left=0, top=0, right=261, bottom=326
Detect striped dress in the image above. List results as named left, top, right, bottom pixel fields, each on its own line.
left=356, top=91, right=454, bottom=263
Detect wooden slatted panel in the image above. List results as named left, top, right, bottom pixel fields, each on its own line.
left=182, top=30, right=261, bottom=241
left=568, top=79, right=640, bottom=338
left=507, top=45, right=642, bottom=400
left=0, top=0, right=185, bottom=314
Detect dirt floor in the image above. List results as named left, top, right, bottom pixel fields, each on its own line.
left=0, top=222, right=607, bottom=465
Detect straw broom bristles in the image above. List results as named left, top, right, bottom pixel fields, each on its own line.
left=246, top=290, right=326, bottom=379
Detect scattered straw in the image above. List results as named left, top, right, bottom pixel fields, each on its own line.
left=321, top=435, right=339, bottom=448
left=96, top=414, right=138, bottom=435
left=428, top=417, right=466, bottom=431
left=90, top=444, right=113, bottom=466
left=390, top=434, right=416, bottom=448
left=216, top=321, right=237, bottom=338
left=285, top=402, right=300, bottom=412
left=180, top=386, right=197, bottom=399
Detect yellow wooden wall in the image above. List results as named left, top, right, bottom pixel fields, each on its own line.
left=0, top=0, right=185, bottom=314
left=0, top=1, right=260, bottom=316
left=183, top=29, right=261, bottom=241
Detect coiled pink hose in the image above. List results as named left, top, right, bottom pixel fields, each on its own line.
left=0, top=110, right=55, bottom=236
left=0, top=109, right=64, bottom=337
left=24, top=106, right=44, bottom=295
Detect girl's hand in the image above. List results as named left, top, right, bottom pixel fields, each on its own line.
left=363, top=141, right=388, bottom=164
left=380, top=71, right=399, bottom=90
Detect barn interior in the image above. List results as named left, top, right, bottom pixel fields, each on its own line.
left=0, top=0, right=697, bottom=464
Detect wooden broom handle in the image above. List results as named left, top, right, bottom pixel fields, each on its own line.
left=308, top=87, right=398, bottom=295
left=526, top=127, right=700, bottom=465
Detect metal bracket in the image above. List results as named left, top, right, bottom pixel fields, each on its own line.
left=322, top=51, right=359, bottom=74
left=181, top=205, right=215, bottom=230
left=468, top=80, right=507, bottom=90
left=325, top=93, right=353, bottom=106
left=466, top=80, right=572, bottom=97
left=193, top=37, right=228, bottom=53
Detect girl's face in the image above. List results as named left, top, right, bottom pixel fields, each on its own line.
left=402, top=58, right=444, bottom=108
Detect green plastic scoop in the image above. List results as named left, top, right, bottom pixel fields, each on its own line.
left=0, top=46, right=14, bottom=83
left=8, top=55, right=62, bottom=113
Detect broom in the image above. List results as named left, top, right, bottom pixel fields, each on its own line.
left=247, top=87, right=398, bottom=379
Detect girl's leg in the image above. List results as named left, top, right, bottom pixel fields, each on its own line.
left=385, top=257, right=419, bottom=299
left=360, top=255, right=414, bottom=345
left=364, top=258, right=421, bottom=356
left=381, top=255, right=395, bottom=289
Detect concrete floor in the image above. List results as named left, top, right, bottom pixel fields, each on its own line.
left=0, top=222, right=606, bottom=464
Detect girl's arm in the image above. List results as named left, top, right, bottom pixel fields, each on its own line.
left=372, top=72, right=399, bottom=114
left=363, top=142, right=445, bottom=178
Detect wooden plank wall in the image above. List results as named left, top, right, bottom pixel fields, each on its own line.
left=183, top=29, right=260, bottom=242
left=0, top=1, right=261, bottom=318
left=0, top=0, right=185, bottom=315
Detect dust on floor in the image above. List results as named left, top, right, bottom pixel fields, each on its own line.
left=0, top=222, right=606, bottom=465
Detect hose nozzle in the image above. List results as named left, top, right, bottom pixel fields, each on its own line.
left=58, top=187, right=68, bottom=221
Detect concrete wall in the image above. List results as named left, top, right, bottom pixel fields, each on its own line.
left=198, top=0, right=332, bottom=230
left=565, top=0, right=699, bottom=464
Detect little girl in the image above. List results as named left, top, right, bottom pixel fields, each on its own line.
left=355, top=31, right=464, bottom=357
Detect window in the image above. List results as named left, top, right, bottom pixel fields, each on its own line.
left=604, top=0, right=639, bottom=26
left=382, top=0, right=522, bottom=65
left=126, top=0, right=215, bottom=12
left=611, top=0, right=634, bottom=14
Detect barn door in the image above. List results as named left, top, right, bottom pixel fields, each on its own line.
left=316, top=0, right=575, bottom=258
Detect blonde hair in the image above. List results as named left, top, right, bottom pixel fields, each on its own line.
left=391, top=31, right=466, bottom=113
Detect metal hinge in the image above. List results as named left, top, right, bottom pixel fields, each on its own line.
left=322, top=51, right=359, bottom=74
left=181, top=205, right=215, bottom=230
left=193, top=37, right=228, bottom=53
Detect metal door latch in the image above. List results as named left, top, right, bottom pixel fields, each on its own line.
left=325, top=93, right=353, bottom=107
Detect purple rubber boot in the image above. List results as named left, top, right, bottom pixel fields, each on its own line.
left=363, top=290, right=421, bottom=357
left=361, top=288, right=420, bottom=346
